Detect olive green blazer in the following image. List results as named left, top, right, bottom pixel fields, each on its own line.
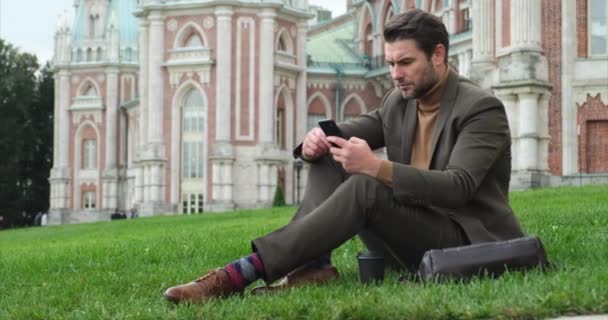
left=297, top=70, right=525, bottom=243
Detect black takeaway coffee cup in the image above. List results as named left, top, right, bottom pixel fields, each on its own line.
left=357, top=251, right=385, bottom=284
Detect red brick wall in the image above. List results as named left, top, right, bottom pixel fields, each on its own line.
left=542, top=0, right=563, bottom=175
left=578, top=94, right=608, bottom=173
left=502, top=0, right=511, bottom=48
left=577, top=0, right=588, bottom=58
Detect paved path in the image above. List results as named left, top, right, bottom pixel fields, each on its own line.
left=553, top=316, right=608, bottom=320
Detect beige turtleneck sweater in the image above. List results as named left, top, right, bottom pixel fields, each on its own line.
left=375, top=67, right=449, bottom=187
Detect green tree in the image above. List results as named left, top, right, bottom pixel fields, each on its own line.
left=272, top=184, right=286, bottom=207
left=0, top=39, right=53, bottom=229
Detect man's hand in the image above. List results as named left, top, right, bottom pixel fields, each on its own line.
left=327, top=136, right=382, bottom=177
left=301, top=127, right=332, bottom=161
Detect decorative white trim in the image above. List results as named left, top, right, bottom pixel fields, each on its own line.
left=203, top=16, right=215, bottom=30
left=236, top=17, right=257, bottom=141
left=173, top=21, right=210, bottom=49
left=167, top=19, right=178, bottom=32
left=76, top=77, right=102, bottom=97
left=165, top=47, right=213, bottom=88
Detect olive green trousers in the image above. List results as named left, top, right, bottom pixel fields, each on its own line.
left=253, top=155, right=468, bottom=283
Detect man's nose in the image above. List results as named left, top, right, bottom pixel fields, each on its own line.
left=391, top=67, right=402, bottom=80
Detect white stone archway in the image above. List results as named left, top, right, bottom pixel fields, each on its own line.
left=170, top=80, right=209, bottom=207
left=73, top=120, right=101, bottom=210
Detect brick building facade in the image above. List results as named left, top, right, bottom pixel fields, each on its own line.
left=49, top=0, right=607, bottom=224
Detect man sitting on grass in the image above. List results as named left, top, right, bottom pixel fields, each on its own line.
left=164, top=9, right=525, bottom=304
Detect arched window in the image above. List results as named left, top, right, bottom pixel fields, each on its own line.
left=84, top=84, right=97, bottom=97
left=185, top=34, right=203, bottom=48
left=276, top=103, right=286, bottom=149
left=365, top=23, right=373, bottom=57
left=86, top=48, right=93, bottom=62
left=96, top=47, right=102, bottom=61
left=307, top=95, right=329, bottom=132
left=83, top=139, right=97, bottom=169
left=76, top=49, right=83, bottom=62
left=89, top=14, right=99, bottom=38
left=181, top=88, right=206, bottom=214
left=277, top=37, right=287, bottom=52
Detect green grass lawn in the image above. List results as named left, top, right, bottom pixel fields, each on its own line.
left=1, top=185, right=607, bottom=320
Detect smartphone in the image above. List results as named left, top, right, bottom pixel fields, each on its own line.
left=318, top=119, right=344, bottom=147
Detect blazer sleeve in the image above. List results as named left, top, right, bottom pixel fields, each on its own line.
left=392, top=96, right=511, bottom=208
left=293, top=92, right=391, bottom=159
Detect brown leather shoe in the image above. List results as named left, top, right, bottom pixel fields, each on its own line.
left=164, top=268, right=241, bottom=304
left=250, top=266, right=339, bottom=295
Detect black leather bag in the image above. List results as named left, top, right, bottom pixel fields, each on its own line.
left=417, top=236, right=549, bottom=281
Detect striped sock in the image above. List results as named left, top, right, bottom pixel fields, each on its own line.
left=223, top=252, right=265, bottom=290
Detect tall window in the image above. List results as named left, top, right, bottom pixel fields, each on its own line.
left=181, top=88, right=206, bottom=214
left=83, top=191, right=96, bottom=209
left=275, top=106, right=285, bottom=149
left=89, top=15, right=98, bottom=38
left=83, top=139, right=97, bottom=169
left=590, top=0, right=608, bottom=56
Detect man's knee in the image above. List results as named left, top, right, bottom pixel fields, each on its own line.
left=345, top=174, right=384, bottom=191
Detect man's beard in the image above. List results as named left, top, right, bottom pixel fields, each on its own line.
left=399, top=64, right=438, bottom=99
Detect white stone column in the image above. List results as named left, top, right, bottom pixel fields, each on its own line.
left=373, top=32, right=383, bottom=58
left=497, top=92, right=519, bottom=170
left=50, top=70, right=72, bottom=210
left=561, top=0, right=578, bottom=175
left=215, top=6, right=233, bottom=143
left=296, top=21, right=308, bottom=141
left=138, top=20, right=149, bottom=146
left=538, top=93, right=550, bottom=172
left=105, top=69, right=119, bottom=168
left=472, top=0, right=494, bottom=62
left=222, top=162, right=233, bottom=201
left=103, top=68, right=119, bottom=209
left=58, top=71, right=71, bottom=168
left=208, top=6, right=236, bottom=212
left=517, top=92, right=540, bottom=171
left=464, top=50, right=472, bottom=77
left=150, top=164, right=162, bottom=202
left=53, top=75, right=61, bottom=168
left=510, top=0, right=542, bottom=52
left=135, top=166, right=143, bottom=203
left=258, top=9, right=276, bottom=144
left=143, top=165, right=151, bottom=201
left=448, top=0, right=457, bottom=34
left=147, top=12, right=164, bottom=144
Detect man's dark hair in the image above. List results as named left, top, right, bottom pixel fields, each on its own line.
left=383, top=9, right=449, bottom=63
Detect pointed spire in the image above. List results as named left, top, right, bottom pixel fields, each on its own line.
left=109, top=8, right=118, bottom=30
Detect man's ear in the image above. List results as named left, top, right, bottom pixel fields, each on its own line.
left=432, top=44, right=446, bottom=66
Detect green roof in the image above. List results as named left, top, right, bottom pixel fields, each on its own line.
left=72, top=0, right=138, bottom=47
left=306, top=18, right=363, bottom=65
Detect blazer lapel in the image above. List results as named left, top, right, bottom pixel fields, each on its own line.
left=401, top=98, right=418, bottom=164
left=429, top=70, right=460, bottom=162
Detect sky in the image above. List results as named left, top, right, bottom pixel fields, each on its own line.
left=0, top=0, right=346, bottom=65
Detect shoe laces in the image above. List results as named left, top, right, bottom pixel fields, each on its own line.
left=195, top=269, right=224, bottom=288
